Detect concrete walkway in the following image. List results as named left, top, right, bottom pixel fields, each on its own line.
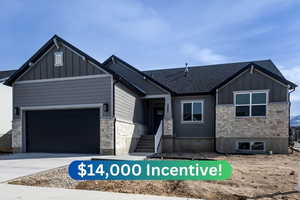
left=0, top=153, right=147, bottom=182
left=0, top=184, right=198, bottom=200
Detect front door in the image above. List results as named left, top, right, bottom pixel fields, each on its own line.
left=153, top=107, right=164, bottom=134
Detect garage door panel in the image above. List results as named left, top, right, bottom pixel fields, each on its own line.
left=26, top=109, right=100, bottom=154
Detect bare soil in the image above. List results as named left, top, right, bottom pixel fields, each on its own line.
left=9, top=153, right=300, bottom=200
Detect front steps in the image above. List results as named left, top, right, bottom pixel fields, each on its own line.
left=134, top=135, right=154, bottom=153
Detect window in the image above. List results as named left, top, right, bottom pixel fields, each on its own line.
left=234, top=91, right=267, bottom=117
left=182, top=100, right=203, bottom=122
left=54, top=51, right=63, bottom=67
left=237, top=141, right=265, bottom=152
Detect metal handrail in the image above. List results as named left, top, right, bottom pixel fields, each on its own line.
left=155, top=120, right=163, bottom=153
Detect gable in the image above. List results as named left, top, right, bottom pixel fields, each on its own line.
left=103, top=57, right=169, bottom=95
left=218, top=68, right=288, bottom=104
left=18, top=44, right=106, bottom=82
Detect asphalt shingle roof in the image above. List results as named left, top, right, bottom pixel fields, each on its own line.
left=0, top=70, right=16, bottom=81
left=142, top=60, right=287, bottom=94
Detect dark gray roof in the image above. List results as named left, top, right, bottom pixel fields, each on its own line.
left=0, top=70, right=16, bottom=80
left=142, top=60, right=292, bottom=94
left=4, top=35, right=296, bottom=95
left=102, top=55, right=170, bottom=95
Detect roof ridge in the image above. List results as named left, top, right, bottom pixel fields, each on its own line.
left=142, top=59, right=271, bottom=72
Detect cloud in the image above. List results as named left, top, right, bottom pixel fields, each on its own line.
left=62, top=0, right=170, bottom=43
left=280, top=65, right=300, bottom=102
left=181, top=44, right=229, bottom=65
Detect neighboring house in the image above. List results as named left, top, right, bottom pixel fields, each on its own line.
left=4, top=35, right=297, bottom=154
left=291, top=115, right=300, bottom=142
left=0, top=70, right=16, bottom=151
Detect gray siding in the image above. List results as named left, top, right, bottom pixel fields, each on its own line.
left=13, top=76, right=112, bottom=119
left=218, top=69, right=288, bottom=104
left=173, top=95, right=215, bottom=138
left=19, top=45, right=105, bottom=81
left=114, top=83, right=145, bottom=124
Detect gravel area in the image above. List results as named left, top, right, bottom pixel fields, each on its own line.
left=9, top=152, right=300, bottom=200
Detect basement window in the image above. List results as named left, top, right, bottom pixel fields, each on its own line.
left=54, top=51, right=63, bottom=67
left=237, top=141, right=265, bottom=152
left=181, top=100, right=204, bottom=122
left=234, top=91, right=268, bottom=117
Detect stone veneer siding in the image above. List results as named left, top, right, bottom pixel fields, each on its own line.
left=163, top=119, right=173, bottom=136
left=100, top=118, right=115, bottom=155
left=115, top=119, right=147, bottom=155
left=216, top=102, right=289, bottom=153
left=11, top=119, right=22, bottom=153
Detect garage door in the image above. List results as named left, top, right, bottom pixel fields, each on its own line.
left=26, top=108, right=100, bottom=154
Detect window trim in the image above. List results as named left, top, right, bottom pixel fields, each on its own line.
left=181, top=100, right=204, bottom=123
left=236, top=141, right=266, bottom=152
left=234, top=90, right=269, bottom=118
left=54, top=51, right=64, bottom=67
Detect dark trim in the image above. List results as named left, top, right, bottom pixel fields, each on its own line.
left=212, top=63, right=297, bottom=92
left=5, top=35, right=56, bottom=86
left=174, top=92, right=214, bottom=96
left=253, top=63, right=297, bottom=88
left=102, top=55, right=175, bottom=94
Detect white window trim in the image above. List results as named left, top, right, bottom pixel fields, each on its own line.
left=181, top=100, right=204, bottom=123
left=236, top=141, right=266, bottom=152
left=54, top=51, right=64, bottom=67
left=234, top=90, right=269, bottom=118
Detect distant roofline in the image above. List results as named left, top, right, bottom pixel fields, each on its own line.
left=142, top=59, right=272, bottom=72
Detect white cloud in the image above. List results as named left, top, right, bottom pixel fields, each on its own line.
left=181, top=44, right=229, bottom=65
left=280, top=65, right=300, bottom=102
left=63, top=0, right=170, bottom=42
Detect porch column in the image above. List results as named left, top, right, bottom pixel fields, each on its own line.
left=163, top=95, right=173, bottom=136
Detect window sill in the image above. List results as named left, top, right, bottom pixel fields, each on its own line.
left=235, top=116, right=267, bottom=119
left=181, top=121, right=204, bottom=124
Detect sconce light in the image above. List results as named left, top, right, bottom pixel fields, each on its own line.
left=14, top=107, right=20, bottom=116
left=103, top=103, right=109, bottom=112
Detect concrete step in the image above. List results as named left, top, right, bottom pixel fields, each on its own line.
left=134, top=135, right=155, bottom=153
left=135, top=149, right=154, bottom=153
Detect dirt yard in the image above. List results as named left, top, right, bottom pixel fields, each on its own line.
left=9, top=152, right=300, bottom=200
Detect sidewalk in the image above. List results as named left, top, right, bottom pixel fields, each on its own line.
left=0, top=184, right=200, bottom=200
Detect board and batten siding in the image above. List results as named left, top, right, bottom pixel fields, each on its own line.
left=13, top=76, right=113, bottom=119
left=19, top=44, right=105, bottom=81
left=218, top=69, right=288, bottom=104
left=173, top=95, right=215, bottom=138
left=114, top=83, right=145, bottom=124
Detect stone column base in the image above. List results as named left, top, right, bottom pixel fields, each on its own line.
left=100, top=118, right=115, bottom=155
left=12, top=119, right=22, bottom=153
left=163, top=119, right=173, bottom=136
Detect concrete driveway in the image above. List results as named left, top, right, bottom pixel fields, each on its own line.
left=0, top=153, right=147, bottom=182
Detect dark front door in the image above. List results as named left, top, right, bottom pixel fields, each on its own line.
left=26, top=108, right=100, bottom=154
left=153, top=107, right=164, bottom=134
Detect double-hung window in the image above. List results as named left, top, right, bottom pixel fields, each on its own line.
left=181, top=100, right=204, bottom=122
left=234, top=91, right=268, bottom=117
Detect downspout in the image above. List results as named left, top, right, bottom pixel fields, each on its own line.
left=113, top=80, right=117, bottom=155
left=288, top=87, right=296, bottom=146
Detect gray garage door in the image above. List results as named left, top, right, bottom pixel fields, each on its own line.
left=26, top=108, right=100, bottom=154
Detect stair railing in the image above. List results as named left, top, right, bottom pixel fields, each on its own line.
left=155, top=120, right=163, bottom=153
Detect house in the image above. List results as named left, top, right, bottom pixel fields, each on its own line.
left=0, top=70, right=16, bottom=151
left=4, top=35, right=297, bottom=154
left=291, top=115, right=300, bottom=142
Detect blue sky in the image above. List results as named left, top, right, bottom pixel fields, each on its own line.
left=1, top=0, right=300, bottom=115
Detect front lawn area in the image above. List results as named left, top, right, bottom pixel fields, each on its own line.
left=9, top=153, right=300, bottom=200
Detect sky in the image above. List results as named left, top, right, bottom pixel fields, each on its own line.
left=0, top=0, right=300, bottom=115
